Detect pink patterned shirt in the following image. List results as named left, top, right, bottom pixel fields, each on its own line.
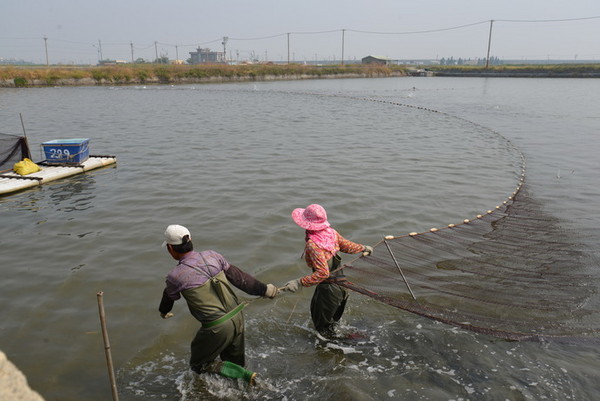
left=299, top=231, right=364, bottom=287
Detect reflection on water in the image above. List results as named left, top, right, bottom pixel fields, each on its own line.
left=47, top=174, right=97, bottom=212
left=0, top=166, right=116, bottom=213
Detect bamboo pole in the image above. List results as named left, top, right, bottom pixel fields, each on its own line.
left=383, top=238, right=417, bottom=300
left=18, top=113, right=33, bottom=160
left=96, top=291, right=119, bottom=401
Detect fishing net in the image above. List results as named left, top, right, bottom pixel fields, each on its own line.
left=291, top=94, right=600, bottom=342
left=0, top=133, right=32, bottom=173
left=340, top=183, right=599, bottom=341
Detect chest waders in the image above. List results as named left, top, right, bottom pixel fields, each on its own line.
left=180, top=262, right=255, bottom=384
left=181, top=271, right=246, bottom=325
left=310, top=253, right=349, bottom=337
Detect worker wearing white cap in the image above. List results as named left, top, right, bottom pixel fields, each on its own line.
left=158, top=224, right=279, bottom=384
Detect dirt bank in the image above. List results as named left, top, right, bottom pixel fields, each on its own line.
left=0, top=64, right=408, bottom=87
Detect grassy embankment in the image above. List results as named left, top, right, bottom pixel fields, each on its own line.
left=0, top=63, right=408, bottom=87
left=3, top=63, right=599, bottom=87
left=428, top=64, right=600, bottom=77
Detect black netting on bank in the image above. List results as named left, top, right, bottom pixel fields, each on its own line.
left=0, top=133, right=31, bottom=172
left=340, top=186, right=599, bottom=342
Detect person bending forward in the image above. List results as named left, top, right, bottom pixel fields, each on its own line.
left=158, top=224, right=278, bottom=384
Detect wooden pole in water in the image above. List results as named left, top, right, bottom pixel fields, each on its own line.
left=383, top=238, right=417, bottom=300
left=18, top=113, right=33, bottom=160
left=96, top=291, right=119, bottom=401
left=19, top=113, right=27, bottom=138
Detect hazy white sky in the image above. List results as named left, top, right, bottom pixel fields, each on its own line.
left=1, top=0, right=599, bottom=64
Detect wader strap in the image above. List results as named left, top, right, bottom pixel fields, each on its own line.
left=331, top=253, right=341, bottom=271
left=181, top=257, right=241, bottom=306
left=323, top=253, right=344, bottom=284
left=181, top=257, right=243, bottom=324
left=202, top=301, right=247, bottom=328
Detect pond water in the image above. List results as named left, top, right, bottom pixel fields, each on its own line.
left=0, top=76, right=599, bottom=400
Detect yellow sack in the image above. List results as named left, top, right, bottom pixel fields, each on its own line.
left=13, top=158, right=41, bottom=176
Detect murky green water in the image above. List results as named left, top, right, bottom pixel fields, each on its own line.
left=1, top=77, right=599, bottom=400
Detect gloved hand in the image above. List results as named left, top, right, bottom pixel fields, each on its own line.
left=283, top=278, right=301, bottom=293
left=264, top=283, right=279, bottom=298
left=160, top=312, right=174, bottom=319
left=362, top=245, right=374, bottom=256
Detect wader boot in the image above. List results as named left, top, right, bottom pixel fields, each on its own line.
left=204, top=361, right=257, bottom=385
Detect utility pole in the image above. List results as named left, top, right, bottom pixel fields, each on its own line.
left=341, top=29, right=345, bottom=65
left=98, top=39, right=103, bottom=61
left=130, top=42, right=134, bottom=63
left=43, top=36, right=49, bottom=66
left=485, top=20, right=494, bottom=69
left=175, top=45, right=179, bottom=62
left=154, top=41, right=158, bottom=63
left=221, top=37, right=228, bottom=63
left=287, top=33, right=290, bottom=64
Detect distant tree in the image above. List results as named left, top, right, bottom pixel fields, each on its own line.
left=134, top=58, right=147, bottom=64
left=154, top=56, right=169, bottom=64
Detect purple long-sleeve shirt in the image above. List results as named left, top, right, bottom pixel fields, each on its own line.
left=158, top=250, right=267, bottom=315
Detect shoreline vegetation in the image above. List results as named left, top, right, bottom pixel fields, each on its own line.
left=1, top=63, right=600, bottom=87
left=429, top=64, right=600, bottom=78
left=0, top=64, right=407, bottom=87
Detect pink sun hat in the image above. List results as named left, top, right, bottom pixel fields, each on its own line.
left=291, top=204, right=331, bottom=231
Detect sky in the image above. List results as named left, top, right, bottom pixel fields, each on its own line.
left=1, top=0, right=600, bottom=64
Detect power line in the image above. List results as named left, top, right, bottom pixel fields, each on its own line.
left=3, top=15, right=600, bottom=63
left=0, top=36, right=43, bottom=40
left=347, top=20, right=490, bottom=35
left=228, top=33, right=287, bottom=41
left=134, top=43, right=156, bottom=50
left=288, top=29, right=341, bottom=35
left=496, top=15, right=600, bottom=23
left=156, top=39, right=221, bottom=48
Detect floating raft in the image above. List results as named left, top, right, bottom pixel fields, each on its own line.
left=0, top=155, right=116, bottom=196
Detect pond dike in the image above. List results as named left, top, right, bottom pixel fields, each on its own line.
left=432, top=69, right=600, bottom=78
left=0, top=71, right=407, bottom=88
left=0, top=351, right=45, bottom=401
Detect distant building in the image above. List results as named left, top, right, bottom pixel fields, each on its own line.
left=189, top=48, right=225, bottom=64
left=97, top=59, right=128, bottom=66
left=361, top=55, right=393, bottom=65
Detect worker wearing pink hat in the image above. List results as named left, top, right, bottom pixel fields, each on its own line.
left=284, top=204, right=373, bottom=338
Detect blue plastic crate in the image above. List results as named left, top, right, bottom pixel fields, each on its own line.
left=41, top=138, right=90, bottom=165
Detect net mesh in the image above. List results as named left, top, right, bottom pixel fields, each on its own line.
left=341, top=185, right=599, bottom=342
left=0, top=133, right=31, bottom=173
